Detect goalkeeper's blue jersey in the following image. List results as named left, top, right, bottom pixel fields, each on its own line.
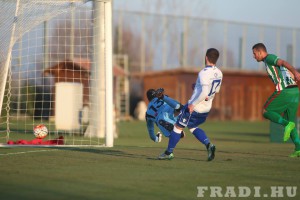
left=145, top=96, right=180, bottom=141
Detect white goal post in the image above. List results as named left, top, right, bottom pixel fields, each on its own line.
left=0, top=0, right=114, bottom=147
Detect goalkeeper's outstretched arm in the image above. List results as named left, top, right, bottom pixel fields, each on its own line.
left=146, top=117, right=159, bottom=142
left=155, top=88, right=183, bottom=111
left=163, top=95, right=183, bottom=112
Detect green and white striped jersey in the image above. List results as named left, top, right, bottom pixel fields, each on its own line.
left=264, top=54, right=296, bottom=91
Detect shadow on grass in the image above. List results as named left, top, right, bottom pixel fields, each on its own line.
left=58, top=147, right=156, bottom=160
left=54, top=146, right=208, bottom=162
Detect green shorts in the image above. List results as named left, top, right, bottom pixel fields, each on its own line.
left=264, top=87, right=299, bottom=121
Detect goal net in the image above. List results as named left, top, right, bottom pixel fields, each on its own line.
left=0, top=0, right=114, bottom=147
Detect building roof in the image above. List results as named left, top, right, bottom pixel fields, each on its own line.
left=44, top=58, right=126, bottom=77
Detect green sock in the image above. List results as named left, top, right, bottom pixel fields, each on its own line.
left=263, top=111, right=289, bottom=126
left=290, top=129, right=300, bottom=151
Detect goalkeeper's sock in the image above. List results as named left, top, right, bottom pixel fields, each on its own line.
left=263, top=111, right=289, bottom=126
left=290, top=129, right=300, bottom=151
left=166, top=130, right=181, bottom=153
left=192, top=127, right=210, bottom=146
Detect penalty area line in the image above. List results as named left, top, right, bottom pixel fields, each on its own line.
left=0, top=149, right=59, bottom=156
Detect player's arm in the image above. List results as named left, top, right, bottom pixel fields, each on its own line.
left=155, top=88, right=183, bottom=111
left=189, top=85, right=210, bottom=105
left=145, top=114, right=159, bottom=142
left=188, top=85, right=209, bottom=112
left=188, top=72, right=213, bottom=112
left=188, top=74, right=209, bottom=106
left=162, top=95, right=182, bottom=111
left=277, top=59, right=300, bottom=82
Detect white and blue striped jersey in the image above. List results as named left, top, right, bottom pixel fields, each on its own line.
left=189, top=65, right=223, bottom=113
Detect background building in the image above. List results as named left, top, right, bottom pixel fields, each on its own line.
left=142, top=68, right=300, bottom=121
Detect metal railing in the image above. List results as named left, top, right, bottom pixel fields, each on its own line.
left=113, top=10, right=300, bottom=72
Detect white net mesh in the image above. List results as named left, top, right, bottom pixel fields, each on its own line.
left=0, top=0, right=114, bottom=146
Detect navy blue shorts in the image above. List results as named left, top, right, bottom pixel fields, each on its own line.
left=176, top=104, right=208, bottom=129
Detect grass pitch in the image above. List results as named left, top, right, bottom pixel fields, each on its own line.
left=0, top=120, right=299, bottom=200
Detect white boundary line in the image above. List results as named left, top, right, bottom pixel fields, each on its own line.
left=0, top=149, right=59, bottom=156
left=0, top=144, right=106, bottom=148
left=0, top=144, right=107, bottom=156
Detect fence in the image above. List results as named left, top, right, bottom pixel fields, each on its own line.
left=114, top=10, right=300, bottom=72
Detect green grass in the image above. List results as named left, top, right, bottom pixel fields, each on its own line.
left=0, top=120, right=299, bottom=200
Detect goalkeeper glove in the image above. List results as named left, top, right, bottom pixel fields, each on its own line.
left=155, top=88, right=165, bottom=99
left=155, top=132, right=162, bottom=142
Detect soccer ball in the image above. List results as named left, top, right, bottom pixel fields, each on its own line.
left=33, top=124, right=48, bottom=139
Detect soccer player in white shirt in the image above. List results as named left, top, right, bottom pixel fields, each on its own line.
left=158, top=48, right=223, bottom=161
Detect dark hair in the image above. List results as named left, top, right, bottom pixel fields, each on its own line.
left=146, top=89, right=156, bottom=101
left=252, top=43, right=267, bottom=52
left=206, top=48, right=219, bottom=64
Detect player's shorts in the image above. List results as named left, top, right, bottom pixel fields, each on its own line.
left=176, top=104, right=209, bottom=129
left=264, top=86, right=299, bottom=118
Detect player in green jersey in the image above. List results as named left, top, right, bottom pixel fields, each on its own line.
left=252, top=43, right=300, bottom=157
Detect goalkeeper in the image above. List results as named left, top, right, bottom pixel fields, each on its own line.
left=145, top=88, right=185, bottom=143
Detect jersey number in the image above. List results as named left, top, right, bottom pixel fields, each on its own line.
left=150, top=99, right=164, bottom=111
left=146, top=99, right=164, bottom=119
left=208, top=79, right=221, bottom=96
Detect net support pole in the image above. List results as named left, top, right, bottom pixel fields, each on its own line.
left=93, top=0, right=113, bottom=147
left=0, top=0, right=20, bottom=116
left=103, top=0, right=114, bottom=147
